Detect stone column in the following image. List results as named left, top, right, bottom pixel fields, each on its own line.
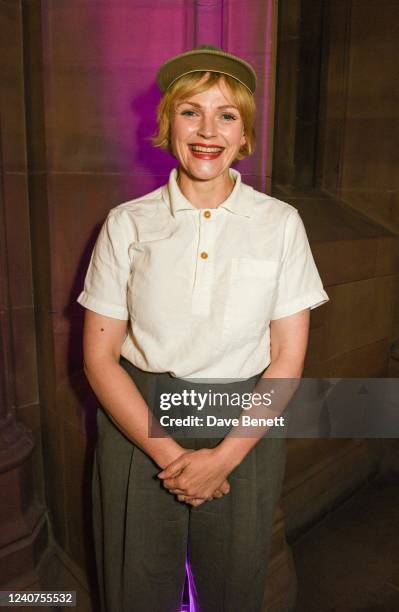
left=0, top=114, right=46, bottom=588
left=194, top=0, right=223, bottom=46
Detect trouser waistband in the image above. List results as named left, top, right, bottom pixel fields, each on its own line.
left=118, top=355, right=263, bottom=439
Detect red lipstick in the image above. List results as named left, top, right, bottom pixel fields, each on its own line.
left=188, top=143, right=225, bottom=160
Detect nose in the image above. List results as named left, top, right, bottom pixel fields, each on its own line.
left=197, top=113, right=216, bottom=139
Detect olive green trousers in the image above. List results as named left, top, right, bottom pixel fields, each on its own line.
left=92, top=357, right=287, bottom=612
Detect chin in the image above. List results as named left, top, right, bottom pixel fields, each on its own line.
left=191, top=170, right=226, bottom=182
left=184, top=162, right=231, bottom=181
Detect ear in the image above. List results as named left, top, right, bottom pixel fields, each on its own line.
left=240, top=131, right=246, bottom=148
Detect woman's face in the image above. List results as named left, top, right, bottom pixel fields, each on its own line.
left=170, top=76, right=246, bottom=182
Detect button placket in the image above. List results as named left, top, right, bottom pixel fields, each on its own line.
left=191, top=209, right=216, bottom=316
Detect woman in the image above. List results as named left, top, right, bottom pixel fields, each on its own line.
left=77, top=46, right=329, bottom=612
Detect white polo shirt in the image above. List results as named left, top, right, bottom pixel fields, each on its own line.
left=77, top=167, right=329, bottom=379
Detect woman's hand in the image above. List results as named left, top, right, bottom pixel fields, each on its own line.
left=160, top=448, right=231, bottom=506
left=157, top=447, right=236, bottom=502
left=177, top=478, right=231, bottom=507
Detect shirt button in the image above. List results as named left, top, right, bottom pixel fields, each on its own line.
left=200, top=251, right=208, bottom=259
left=204, top=210, right=211, bottom=219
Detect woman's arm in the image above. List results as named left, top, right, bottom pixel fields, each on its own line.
left=214, top=307, right=310, bottom=467
left=83, top=309, right=185, bottom=469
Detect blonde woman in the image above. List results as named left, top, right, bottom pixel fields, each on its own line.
left=77, top=46, right=329, bottom=612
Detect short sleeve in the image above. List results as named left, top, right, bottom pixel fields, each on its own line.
left=76, top=210, right=132, bottom=320
left=270, top=210, right=329, bottom=320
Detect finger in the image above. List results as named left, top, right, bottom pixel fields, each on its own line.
left=162, top=477, right=181, bottom=489
left=158, top=452, right=193, bottom=478
left=177, top=494, right=198, bottom=502
left=158, top=465, right=184, bottom=479
left=163, top=475, right=189, bottom=489
left=177, top=494, right=208, bottom=506
left=177, top=495, right=202, bottom=506
left=219, top=481, right=230, bottom=494
left=187, top=498, right=206, bottom=507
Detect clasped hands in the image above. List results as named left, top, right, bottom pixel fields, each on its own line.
left=157, top=447, right=235, bottom=507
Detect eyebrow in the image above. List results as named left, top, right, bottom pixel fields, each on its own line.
left=177, top=101, right=239, bottom=110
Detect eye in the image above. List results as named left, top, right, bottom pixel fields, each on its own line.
left=221, top=113, right=237, bottom=121
left=180, top=109, right=198, bottom=117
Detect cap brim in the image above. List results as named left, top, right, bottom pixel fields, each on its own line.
left=157, top=49, right=257, bottom=94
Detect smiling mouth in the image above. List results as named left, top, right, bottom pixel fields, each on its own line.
left=189, top=145, right=225, bottom=153
left=188, top=145, right=225, bottom=160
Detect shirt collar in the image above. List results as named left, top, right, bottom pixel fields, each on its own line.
left=162, top=167, right=254, bottom=218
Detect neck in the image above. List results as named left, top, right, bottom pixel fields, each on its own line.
left=176, top=167, right=235, bottom=209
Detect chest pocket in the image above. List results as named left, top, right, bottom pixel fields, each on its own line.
left=223, top=258, right=280, bottom=343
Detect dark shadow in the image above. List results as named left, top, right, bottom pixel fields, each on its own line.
left=64, top=220, right=104, bottom=610
left=130, top=82, right=176, bottom=180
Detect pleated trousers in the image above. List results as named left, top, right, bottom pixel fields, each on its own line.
left=92, top=357, right=287, bottom=612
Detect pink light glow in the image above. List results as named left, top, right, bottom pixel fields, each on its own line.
left=185, top=557, right=198, bottom=612
left=95, top=1, right=274, bottom=194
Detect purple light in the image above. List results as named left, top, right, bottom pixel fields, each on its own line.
left=185, top=556, right=198, bottom=612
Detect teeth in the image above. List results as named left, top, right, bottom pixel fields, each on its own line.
left=190, top=145, right=224, bottom=153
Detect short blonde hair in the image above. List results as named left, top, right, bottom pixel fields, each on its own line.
left=151, top=71, right=256, bottom=161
